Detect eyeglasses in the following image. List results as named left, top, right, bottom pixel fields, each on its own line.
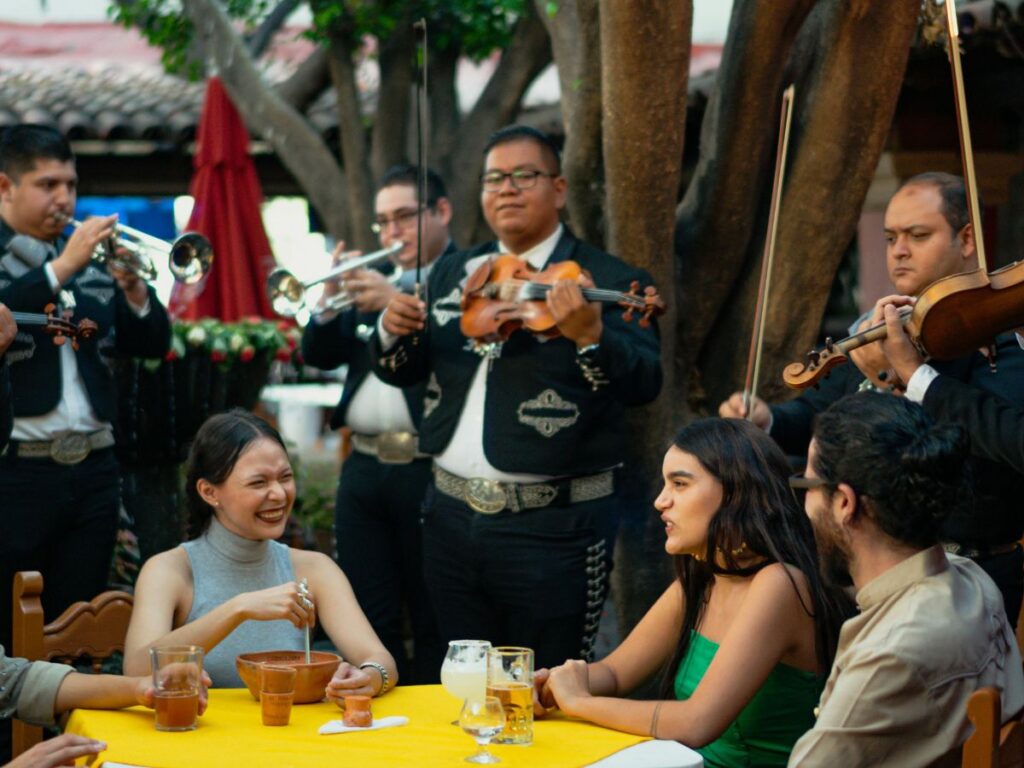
left=481, top=169, right=558, bottom=192
left=371, top=206, right=428, bottom=234
left=788, top=473, right=832, bottom=492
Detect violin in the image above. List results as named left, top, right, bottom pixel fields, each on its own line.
left=460, top=254, right=665, bottom=344
left=782, top=2, right=1024, bottom=391
left=11, top=304, right=99, bottom=351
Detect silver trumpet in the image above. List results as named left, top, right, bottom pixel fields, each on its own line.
left=267, top=241, right=404, bottom=319
left=59, top=213, right=214, bottom=286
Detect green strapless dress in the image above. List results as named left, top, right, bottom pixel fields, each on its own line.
left=674, top=631, right=822, bottom=768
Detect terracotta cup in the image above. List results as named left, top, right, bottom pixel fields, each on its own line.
left=260, top=665, right=296, bottom=726
left=342, top=695, right=373, bottom=728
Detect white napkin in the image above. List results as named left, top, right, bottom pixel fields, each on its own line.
left=319, top=716, right=409, bottom=735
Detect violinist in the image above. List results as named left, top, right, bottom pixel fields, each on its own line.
left=300, top=164, right=453, bottom=684
left=373, top=125, right=662, bottom=668
left=0, top=124, right=171, bottom=717
left=719, top=172, right=1024, bottom=622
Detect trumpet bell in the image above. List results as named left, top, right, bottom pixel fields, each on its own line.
left=267, top=268, right=305, bottom=317
left=170, top=233, right=214, bottom=286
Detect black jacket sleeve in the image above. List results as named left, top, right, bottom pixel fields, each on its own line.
left=301, top=310, right=360, bottom=370
left=924, top=373, right=1024, bottom=475
left=112, top=284, right=171, bottom=358
left=0, top=359, right=11, bottom=453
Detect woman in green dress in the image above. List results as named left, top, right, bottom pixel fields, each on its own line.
left=537, top=418, right=852, bottom=767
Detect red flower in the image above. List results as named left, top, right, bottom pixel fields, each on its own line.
left=164, top=349, right=178, bottom=362
left=274, top=348, right=292, bottom=362
left=240, top=346, right=256, bottom=362
left=211, top=349, right=227, bottom=363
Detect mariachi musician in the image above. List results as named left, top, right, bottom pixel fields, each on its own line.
left=720, top=172, right=1024, bottom=623
left=300, top=164, right=454, bottom=684
left=373, top=125, right=663, bottom=669
left=0, top=125, right=170, bottom=668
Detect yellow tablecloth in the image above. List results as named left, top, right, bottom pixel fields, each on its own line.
left=66, top=686, right=651, bottom=767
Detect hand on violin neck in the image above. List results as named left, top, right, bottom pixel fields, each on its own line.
left=546, top=277, right=602, bottom=347
left=849, top=294, right=916, bottom=389
left=382, top=292, right=426, bottom=337
left=880, top=302, right=925, bottom=386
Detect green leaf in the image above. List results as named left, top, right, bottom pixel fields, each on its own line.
left=545, top=1, right=558, bottom=18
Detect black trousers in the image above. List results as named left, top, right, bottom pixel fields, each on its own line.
left=420, top=481, right=619, bottom=671
left=0, top=447, right=121, bottom=763
left=334, top=452, right=443, bottom=684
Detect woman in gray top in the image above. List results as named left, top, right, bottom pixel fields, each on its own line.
left=122, top=411, right=397, bottom=700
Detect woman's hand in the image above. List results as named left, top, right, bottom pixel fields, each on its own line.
left=2, top=733, right=107, bottom=768
left=533, top=667, right=558, bottom=718
left=325, top=662, right=377, bottom=703
left=546, top=660, right=592, bottom=716
left=231, top=582, right=315, bottom=629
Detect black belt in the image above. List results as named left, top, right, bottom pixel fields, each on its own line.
left=433, top=466, right=616, bottom=514
left=3, top=429, right=115, bottom=465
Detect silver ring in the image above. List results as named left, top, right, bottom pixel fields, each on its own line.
left=300, top=596, right=313, bottom=610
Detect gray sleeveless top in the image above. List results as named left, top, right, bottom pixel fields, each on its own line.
left=182, top=518, right=304, bottom=687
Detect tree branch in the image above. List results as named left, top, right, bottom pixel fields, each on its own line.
left=247, top=0, right=299, bottom=58
left=182, top=0, right=349, bottom=238
left=274, top=46, right=331, bottom=113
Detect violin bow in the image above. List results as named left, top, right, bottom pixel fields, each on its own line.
left=944, top=0, right=987, bottom=272
left=742, top=84, right=795, bottom=417
left=413, top=18, right=429, bottom=304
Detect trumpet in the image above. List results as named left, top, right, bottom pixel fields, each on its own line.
left=59, top=214, right=214, bottom=286
left=267, top=241, right=404, bottom=318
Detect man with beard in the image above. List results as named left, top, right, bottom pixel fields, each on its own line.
left=788, top=392, right=1024, bottom=767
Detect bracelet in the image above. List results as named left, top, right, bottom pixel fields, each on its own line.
left=359, top=661, right=391, bottom=695
left=649, top=701, right=663, bottom=738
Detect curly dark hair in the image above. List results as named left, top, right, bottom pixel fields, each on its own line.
left=658, top=418, right=853, bottom=698
left=185, top=409, right=289, bottom=539
left=811, top=392, right=970, bottom=549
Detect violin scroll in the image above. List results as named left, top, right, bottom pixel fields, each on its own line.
left=782, top=338, right=848, bottom=390
left=620, top=282, right=666, bottom=328
left=41, top=303, right=98, bottom=351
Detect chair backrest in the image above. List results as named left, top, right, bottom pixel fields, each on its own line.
left=963, top=687, right=1024, bottom=768
left=11, top=570, right=133, bottom=757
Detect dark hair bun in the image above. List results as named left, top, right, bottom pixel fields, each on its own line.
left=900, top=422, right=968, bottom=479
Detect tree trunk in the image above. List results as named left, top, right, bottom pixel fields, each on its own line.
left=599, top=0, right=692, bottom=637
left=326, top=30, right=377, bottom=250
left=696, top=0, right=921, bottom=410
left=445, top=1, right=554, bottom=247
left=371, top=18, right=415, bottom=182
left=535, top=0, right=604, bottom=247
left=182, top=0, right=348, bottom=239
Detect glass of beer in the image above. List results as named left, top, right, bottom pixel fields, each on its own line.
left=150, top=645, right=204, bottom=732
left=485, top=647, right=533, bottom=745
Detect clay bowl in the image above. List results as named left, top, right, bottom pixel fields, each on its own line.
left=236, top=651, right=342, bottom=704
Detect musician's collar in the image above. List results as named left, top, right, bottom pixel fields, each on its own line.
left=497, top=223, right=563, bottom=270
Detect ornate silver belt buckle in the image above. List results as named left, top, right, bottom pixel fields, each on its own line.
left=376, top=432, right=417, bottom=464
left=465, top=478, right=506, bottom=514
left=50, top=432, right=91, bottom=465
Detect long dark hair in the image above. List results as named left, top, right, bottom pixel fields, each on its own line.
left=185, top=409, right=289, bottom=539
left=657, top=418, right=852, bottom=697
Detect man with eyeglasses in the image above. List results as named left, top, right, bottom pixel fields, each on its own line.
left=301, top=164, right=453, bottom=684
left=372, top=125, right=662, bottom=669
left=718, top=172, right=1024, bottom=624
left=787, top=392, right=1024, bottom=767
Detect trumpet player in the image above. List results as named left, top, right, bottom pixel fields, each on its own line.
left=301, top=164, right=455, bottom=684
left=0, top=125, right=170, bottom=738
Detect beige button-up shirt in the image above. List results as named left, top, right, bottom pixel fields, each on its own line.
left=0, top=646, right=73, bottom=727
left=789, top=546, right=1024, bottom=767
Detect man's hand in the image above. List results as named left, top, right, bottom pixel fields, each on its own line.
left=321, top=242, right=352, bottom=304
left=849, top=294, right=915, bottom=389
left=2, top=733, right=107, bottom=768
left=0, top=303, right=16, bottom=357
left=382, top=293, right=426, bottom=337
left=108, top=257, right=149, bottom=309
left=880, top=300, right=925, bottom=386
left=138, top=670, right=213, bottom=715
left=718, top=392, right=771, bottom=429
left=547, top=278, right=602, bottom=347
left=51, top=214, right=118, bottom=286
left=342, top=269, right=399, bottom=314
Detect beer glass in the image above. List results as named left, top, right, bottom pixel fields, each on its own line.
left=485, top=647, right=533, bottom=745
left=150, top=645, right=204, bottom=731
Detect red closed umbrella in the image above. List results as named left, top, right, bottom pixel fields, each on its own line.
left=171, top=76, right=276, bottom=320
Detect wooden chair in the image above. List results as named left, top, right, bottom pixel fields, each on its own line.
left=10, top=570, right=133, bottom=757
left=963, top=687, right=1024, bottom=768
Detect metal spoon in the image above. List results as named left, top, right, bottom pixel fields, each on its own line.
left=299, top=577, right=311, bottom=663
